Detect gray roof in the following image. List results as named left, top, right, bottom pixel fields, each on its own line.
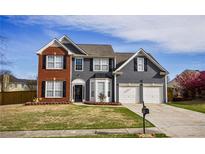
left=63, top=43, right=115, bottom=57
left=77, top=44, right=115, bottom=57
left=115, top=52, right=134, bottom=68
left=63, top=43, right=83, bottom=55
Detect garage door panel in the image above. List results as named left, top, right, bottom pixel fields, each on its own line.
left=119, top=85, right=163, bottom=104
left=119, top=86, right=139, bottom=104
left=143, top=87, right=163, bottom=104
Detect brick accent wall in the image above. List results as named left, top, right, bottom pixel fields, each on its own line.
left=37, top=47, right=71, bottom=102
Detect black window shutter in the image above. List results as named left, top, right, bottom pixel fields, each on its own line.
left=109, top=58, right=113, bottom=72
left=63, top=81, right=66, bottom=97
left=144, top=58, right=148, bottom=71
left=90, top=59, right=93, bottom=71
left=41, top=81, right=45, bottom=97
left=134, top=58, right=138, bottom=71
left=63, top=56, right=67, bottom=69
left=42, top=55, right=46, bottom=69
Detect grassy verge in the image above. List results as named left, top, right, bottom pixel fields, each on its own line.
left=37, top=133, right=168, bottom=138
left=0, top=104, right=154, bottom=131
left=168, top=100, right=205, bottom=113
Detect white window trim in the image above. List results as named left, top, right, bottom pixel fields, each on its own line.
left=93, top=58, right=109, bottom=72
left=45, top=81, right=63, bottom=98
left=46, top=55, right=63, bottom=70
left=74, top=58, right=84, bottom=71
left=137, top=57, right=144, bottom=72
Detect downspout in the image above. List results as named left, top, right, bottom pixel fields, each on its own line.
left=36, top=54, right=39, bottom=99
left=114, top=74, right=116, bottom=102
left=165, top=74, right=168, bottom=103
left=70, top=56, right=72, bottom=102
left=114, top=56, right=117, bottom=102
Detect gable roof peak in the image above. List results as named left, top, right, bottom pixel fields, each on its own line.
left=114, top=48, right=168, bottom=74
left=36, top=38, right=73, bottom=55
left=59, top=35, right=88, bottom=55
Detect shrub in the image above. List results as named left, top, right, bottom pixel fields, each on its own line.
left=98, top=93, right=106, bottom=102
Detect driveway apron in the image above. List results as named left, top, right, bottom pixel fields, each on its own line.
left=123, top=103, right=205, bottom=137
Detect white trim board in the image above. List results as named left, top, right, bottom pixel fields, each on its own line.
left=59, top=35, right=88, bottom=55
left=118, top=83, right=164, bottom=87
left=114, top=48, right=168, bottom=73
left=36, top=39, right=73, bottom=55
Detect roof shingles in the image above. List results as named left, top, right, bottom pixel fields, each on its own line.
left=63, top=43, right=115, bottom=57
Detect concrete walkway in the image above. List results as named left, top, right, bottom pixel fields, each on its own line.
left=0, top=128, right=161, bottom=138
left=123, top=103, right=205, bottom=138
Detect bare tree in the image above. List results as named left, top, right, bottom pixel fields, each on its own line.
left=0, top=35, right=11, bottom=66
left=0, top=35, right=11, bottom=93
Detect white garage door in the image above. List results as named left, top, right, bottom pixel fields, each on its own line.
left=119, top=86, right=140, bottom=104
left=143, top=87, right=163, bottom=104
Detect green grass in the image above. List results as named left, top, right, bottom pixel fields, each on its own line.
left=168, top=100, right=205, bottom=113
left=0, top=104, right=154, bottom=131
left=37, top=133, right=168, bottom=138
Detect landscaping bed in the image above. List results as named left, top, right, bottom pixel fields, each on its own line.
left=168, top=100, right=205, bottom=113
left=25, top=101, right=70, bottom=105
left=0, top=104, right=154, bottom=131
left=83, top=101, right=121, bottom=105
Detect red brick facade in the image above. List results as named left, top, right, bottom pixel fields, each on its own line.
left=37, top=47, right=71, bottom=102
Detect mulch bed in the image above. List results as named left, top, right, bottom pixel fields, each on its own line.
left=83, top=101, right=121, bottom=105
left=25, top=101, right=70, bottom=105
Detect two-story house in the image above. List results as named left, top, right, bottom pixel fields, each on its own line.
left=37, top=35, right=168, bottom=104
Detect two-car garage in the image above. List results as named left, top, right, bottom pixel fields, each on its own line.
left=119, top=84, right=164, bottom=104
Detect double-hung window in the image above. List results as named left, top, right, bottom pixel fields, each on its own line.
left=46, top=81, right=63, bottom=98
left=102, top=59, right=109, bottom=71
left=94, top=58, right=101, bottom=71
left=137, top=57, right=144, bottom=72
left=93, top=58, right=109, bottom=71
left=75, top=58, right=83, bottom=71
left=47, top=55, right=63, bottom=69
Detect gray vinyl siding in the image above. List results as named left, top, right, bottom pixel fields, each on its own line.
left=116, top=56, right=166, bottom=102
left=72, top=58, right=114, bottom=101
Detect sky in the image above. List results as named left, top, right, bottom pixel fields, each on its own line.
left=0, top=15, right=205, bottom=80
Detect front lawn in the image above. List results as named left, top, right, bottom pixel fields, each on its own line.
left=0, top=104, right=153, bottom=131
left=168, top=100, right=205, bottom=113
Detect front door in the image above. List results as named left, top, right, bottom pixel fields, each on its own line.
left=74, top=85, right=83, bottom=102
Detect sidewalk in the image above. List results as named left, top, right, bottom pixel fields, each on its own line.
left=0, top=127, right=161, bottom=138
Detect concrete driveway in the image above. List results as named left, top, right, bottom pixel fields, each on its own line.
left=123, top=103, right=205, bottom=138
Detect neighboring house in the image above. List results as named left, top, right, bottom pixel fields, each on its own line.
left=37, top=35, right=168, bottom=104
left=0, top=74, right=37, bottom=92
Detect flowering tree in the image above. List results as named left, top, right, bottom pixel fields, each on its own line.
left=175, top=71, right=200, bottom=90
left=198, top=71, right=205, bottom=90
left=175, top=71, right=205, bottom=98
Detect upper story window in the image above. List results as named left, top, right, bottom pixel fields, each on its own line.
left=75, top=58, right=83, bottom=71
left=137, top=57, right=144, bottom=72
left=46, top=55, right=63, bottom=69
left=93, top=58, right=109, bottom=71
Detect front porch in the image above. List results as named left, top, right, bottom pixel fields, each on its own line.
left=71, top=78, right=113, bottom=103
